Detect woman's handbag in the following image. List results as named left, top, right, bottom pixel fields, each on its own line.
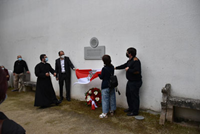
left=105, top=68, right=118, bottom=89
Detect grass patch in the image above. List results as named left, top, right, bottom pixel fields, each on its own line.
left=2, top=88, right=200, bottom=134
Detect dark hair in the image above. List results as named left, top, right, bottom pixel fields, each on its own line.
left=58, top=51, right=63, bottom=56
left=102, top=55, right=111, bottom=66
left=127, top=47, right=137, bottom=57
left=0, top=69, right=7, bottom=102
left=40, top=54, right=46, bottom=61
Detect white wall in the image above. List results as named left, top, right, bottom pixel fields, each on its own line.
left=0, top=0, right=200, bottom=112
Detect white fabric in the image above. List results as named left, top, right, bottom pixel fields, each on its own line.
left=90, top=98, right=98, bottom=108
left=74, top=69, right=101, bottom=84
left=74, top=77, right=90, bottom=84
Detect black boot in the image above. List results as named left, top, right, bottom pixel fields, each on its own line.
left=55, top=100, right=61, bottom=106
left=66, top=97, right=71, bottom=101
left=59, top=97, right=63, bottom=102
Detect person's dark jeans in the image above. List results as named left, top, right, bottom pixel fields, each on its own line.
left=126, top=80, right=142, bottom=114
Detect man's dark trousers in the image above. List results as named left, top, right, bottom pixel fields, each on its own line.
left=59, top=73, right=71, bottom=100
left=126, top=80, right=142, bottom=114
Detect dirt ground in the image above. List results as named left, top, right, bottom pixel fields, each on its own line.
left=0, top=88, right=199, bottom=134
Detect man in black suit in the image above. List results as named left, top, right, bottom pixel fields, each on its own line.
left=55, top=51, right=75, bottom=102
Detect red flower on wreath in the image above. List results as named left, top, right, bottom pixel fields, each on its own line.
left=85, top=87, right=101, bottom=109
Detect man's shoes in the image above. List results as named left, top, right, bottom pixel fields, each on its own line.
left=12, top=89, right=19, bottom=92
left=124, top=109, right=132, bottom=113
left=55, top=100, right=61, bottom=106
left=40, top=106, right=49, bottom=109
left=59, top=97, right=63, bottom=102
left=127, top=112, right=138, bottom=116
left=66, top=98, right=71, bottom=101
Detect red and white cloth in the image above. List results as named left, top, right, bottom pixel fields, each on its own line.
left=74, top=69, right=101, bottom=84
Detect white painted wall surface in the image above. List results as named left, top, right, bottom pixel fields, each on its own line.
left=0, top=0, right=200, bottom=112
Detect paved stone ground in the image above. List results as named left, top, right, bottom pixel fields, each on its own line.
left=0, top=89, right=199, bottom=134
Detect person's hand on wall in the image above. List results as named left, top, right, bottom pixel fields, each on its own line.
left=26, top=71, right=30, bottom=74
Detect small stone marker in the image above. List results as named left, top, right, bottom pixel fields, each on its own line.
left=135, top=116, right=144, bottom=120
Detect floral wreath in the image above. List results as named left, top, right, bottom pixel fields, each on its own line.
left=85, top=87, right=101, bottom=109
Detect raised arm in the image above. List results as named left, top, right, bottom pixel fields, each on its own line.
left=115, top=62, right=127, bottom=70
left=68, top=57, right=75, bottom=70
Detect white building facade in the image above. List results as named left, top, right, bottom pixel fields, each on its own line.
left=0, top=0, right=200, bottom=112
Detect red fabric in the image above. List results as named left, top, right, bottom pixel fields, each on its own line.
left=91, top=103, right=95, bottom=110
left=75, top=69, right=92, bottom=79
left=90, top=71, right=101, bottom=81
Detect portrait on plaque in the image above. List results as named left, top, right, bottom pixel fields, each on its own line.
left=84, top=37, right=105, bottom=60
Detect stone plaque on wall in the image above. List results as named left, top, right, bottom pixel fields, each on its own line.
left=84, top=46, right=105, bottom=60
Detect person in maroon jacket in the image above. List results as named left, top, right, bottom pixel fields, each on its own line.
left=0, top=67, right=26, bottom=134
left=0, top=66, right=10, bottom=81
